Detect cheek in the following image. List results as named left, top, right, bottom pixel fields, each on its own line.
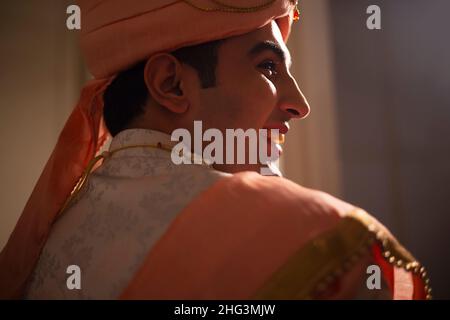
left=247, top=75, right=278, bottom=110
left=222, top=75, right=278, bottom=127
left=195, top=72, right=278, bottom=130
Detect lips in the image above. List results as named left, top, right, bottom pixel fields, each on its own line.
left=264, top=122, right=290, bottom=134
left=263, top=122, right=290, bottom=145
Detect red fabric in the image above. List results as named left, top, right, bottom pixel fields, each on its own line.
left=372, top=244, right=394, bottom=294
left=372, top=243, right=426, bottom=299
left=412, top=268, right=427, bottom=300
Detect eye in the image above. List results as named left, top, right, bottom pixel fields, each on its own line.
left=258, top=60, right=278, bottom=77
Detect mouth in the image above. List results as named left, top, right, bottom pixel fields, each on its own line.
left=261, top=122, right=290, bottom=161
left=263, top=122, right=290, bottom=145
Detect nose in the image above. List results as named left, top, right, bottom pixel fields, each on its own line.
left=279, top=75, right=310, bottom=119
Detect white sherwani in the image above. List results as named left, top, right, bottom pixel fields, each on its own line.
left=25, top=129, right=228, bottom=299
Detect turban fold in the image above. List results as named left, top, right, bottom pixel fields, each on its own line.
left=81, top=0, right=296, bottom=78
left=0, top=0, right=298, bottom=299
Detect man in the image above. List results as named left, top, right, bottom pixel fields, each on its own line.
left=0, top=0, right=430, bottom=299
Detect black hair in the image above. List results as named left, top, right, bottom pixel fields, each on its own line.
left=103, top=39, right=223, bottom=136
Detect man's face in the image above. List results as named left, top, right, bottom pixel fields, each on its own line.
left=188, top=20, right=310, bottom=140
left=179, top=20, right=310, bottom=173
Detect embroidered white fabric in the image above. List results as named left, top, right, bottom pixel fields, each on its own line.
left=24, top=129, right=229, bottom=299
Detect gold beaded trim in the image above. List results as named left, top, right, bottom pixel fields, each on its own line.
left=350, top=208, right=432, bottom=299
left=252, top=208, right=431, bottom=300
left=311, top=225, right=377, bottom=297
left=253, top=212, right=378, bottom=299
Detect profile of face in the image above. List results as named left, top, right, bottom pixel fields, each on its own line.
left=142, top=20, right=310, bottom=174
left=191, top=20, right=309, bottom=131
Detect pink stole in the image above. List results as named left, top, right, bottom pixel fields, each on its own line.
left=120, top=172, right=428, bottom=300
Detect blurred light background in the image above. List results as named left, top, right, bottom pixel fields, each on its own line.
left=1, top=0, right=449, bottom=298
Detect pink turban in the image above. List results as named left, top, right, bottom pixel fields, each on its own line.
left=0, top=0, right=298, bottom=298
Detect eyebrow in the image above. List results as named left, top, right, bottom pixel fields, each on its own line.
left=248, top=40, right=292, bottom=68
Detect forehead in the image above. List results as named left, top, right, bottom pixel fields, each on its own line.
left=219, top=21, right=289, bottom=59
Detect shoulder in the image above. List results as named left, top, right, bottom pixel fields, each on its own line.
left=210, top=171, right=355, bottom=220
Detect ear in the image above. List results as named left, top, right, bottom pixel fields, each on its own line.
left=144, top=53, right=189, bottom=114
